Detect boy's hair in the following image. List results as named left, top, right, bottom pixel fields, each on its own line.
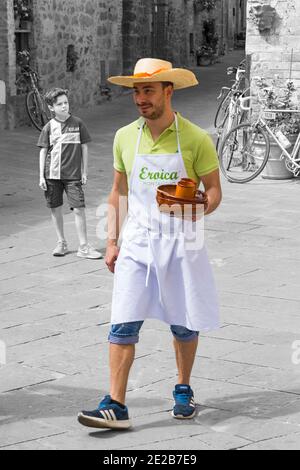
left=44, top=88, right=69, bottom=106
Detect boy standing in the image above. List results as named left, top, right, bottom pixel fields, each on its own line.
left=38, top=88, right=102, bottom=259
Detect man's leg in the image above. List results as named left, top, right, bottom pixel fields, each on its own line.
left=109, top=321, right=143, bottom=405
left=171, top=325, right=199, bottom=419
left=173, top=336, right=198, bottom=384
left=77, top=322, right=142, bottom=429
left=109, top=343, right=135, bottom=405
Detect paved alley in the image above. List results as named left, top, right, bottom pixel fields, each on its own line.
left=1, top=51, right=300, bottom=450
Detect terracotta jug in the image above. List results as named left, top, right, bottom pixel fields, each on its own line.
left=175, top=178, right=197, bottom=199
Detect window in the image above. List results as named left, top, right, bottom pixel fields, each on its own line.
left=190, top=33, right=194, bottom=54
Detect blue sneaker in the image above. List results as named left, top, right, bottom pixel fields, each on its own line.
left=172, top=384, right=196, bottom=419
left=77, top=395, right=131, bottom=429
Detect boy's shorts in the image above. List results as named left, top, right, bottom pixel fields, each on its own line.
left=45, top=179, right=85, bottom=210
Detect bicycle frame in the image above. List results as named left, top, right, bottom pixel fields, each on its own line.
left=217, top=65, right=246, bottom=101
left=258, top=109, right=300, bottom=170
left=29, top=71, right=39, bottom=92
left=239, top=96, right=300, bottom=174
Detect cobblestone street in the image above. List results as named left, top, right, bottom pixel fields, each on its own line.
left=1, top=51, right=300, bottom=450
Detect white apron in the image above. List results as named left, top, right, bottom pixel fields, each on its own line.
left=111, top=114, right=219, bottom=332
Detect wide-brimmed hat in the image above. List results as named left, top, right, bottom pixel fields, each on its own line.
left=108, top=58, right=199, bottom=90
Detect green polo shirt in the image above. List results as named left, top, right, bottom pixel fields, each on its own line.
left=113, top=112, right=219, bottom=184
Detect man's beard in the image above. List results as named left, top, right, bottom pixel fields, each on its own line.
left=139, top=101, right=165, bottom=120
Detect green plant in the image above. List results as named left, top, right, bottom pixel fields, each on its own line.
left=196, top=44, right=214, bottom=58
left=254, top=77, right=300, bottom=134
left=14, top=0, right=33, bottom=21
left=203, top=19, right=218, bottom=52
left=193, top=0, right=216, bottom=13
left=17, top=50, right=30, bottom=66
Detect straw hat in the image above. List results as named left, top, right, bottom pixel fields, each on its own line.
left=108, top=58, right=199, bottom=90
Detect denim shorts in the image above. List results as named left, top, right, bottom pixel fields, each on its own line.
left=45, top=179, right=85, bottom=209
left=108, top=321, right=199, bottom=345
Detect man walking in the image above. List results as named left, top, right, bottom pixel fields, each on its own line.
left=78, top=58, right=222, bottom=430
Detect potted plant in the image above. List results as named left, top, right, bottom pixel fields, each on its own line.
left=196, top=38, right=218, bottom=66
left=14, top=0, right=33, bottom=30
left=196, top=18, right=219, bottom=66
left=196, top=44, right=215, bottom=66
left=253, top=77, right=300, bottom=179
left=17, top=49, right=30, bottom=66
left=193, top=0, right=216, bottom=14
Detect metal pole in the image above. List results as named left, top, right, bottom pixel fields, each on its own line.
left=289, top=48, right=294, bottom=81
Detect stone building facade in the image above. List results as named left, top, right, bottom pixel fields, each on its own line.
left=122, top=0, right=153, bottom=74
left=246, top=0, right=300, bottom=88
left=32, top=0, right=123, bottom=111
left=0, top=0, right=247, bottom=129
left=0, top=0, right=17, bottom=129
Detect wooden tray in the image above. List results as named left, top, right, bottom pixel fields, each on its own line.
left=156, top=185, right=208, bottom=219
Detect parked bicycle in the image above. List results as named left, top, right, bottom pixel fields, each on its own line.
left=216, top=87, right=250, bottom=151
left=219, top=96, right=300, bottom=183
left=214, top=59, right=247, bottom=129
left=16, top=51, right=51, bottom=131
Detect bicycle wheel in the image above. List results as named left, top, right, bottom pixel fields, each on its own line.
left=216, top=108, right=229, bottom=152
left=219, top=122, right=270, bottom=183
left=216, top=108, right=248, bottom=153
left=214, top=90, right=231, bottom=128
left=26, top=90, right=51, bottom=131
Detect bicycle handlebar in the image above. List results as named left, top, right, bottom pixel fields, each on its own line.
left=217, top=86, right=231, bottom=100
left=239, top=96, right=252, bottom=111
left=239, top=96, right=300, bottom=114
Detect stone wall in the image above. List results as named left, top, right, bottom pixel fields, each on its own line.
left=122, top=0, right=152, bottom=74
left=31, top=0, right=123, bottom=111
left=0, top=0, right=247, bottom=129
left=0, top=0, right=17, bottom=129
left=0, top=0, right=8, bottom=130
left=246, top=0, right=300, bottom=87
left=167, top=0, right=189, bottom=66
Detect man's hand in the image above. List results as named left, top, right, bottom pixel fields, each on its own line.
left=200, top=169, right=222, bottom=216
left=39, top=177, right=47, bottom=191
left=105, top=244, right=120, bottom=273
left=82, top=174, right=88, bottom=185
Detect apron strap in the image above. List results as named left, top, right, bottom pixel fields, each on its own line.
left=135, top=121, right=145, bottom=156
left=174, top=113, right=182, bottom=155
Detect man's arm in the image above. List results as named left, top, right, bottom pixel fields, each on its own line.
left=81, top=143, right=88, bottom=185
left=105, top=170, right=128, bottom=273
left=200, top=169, right=222, bottom=215
left=39, top=148, right=48, bottom=191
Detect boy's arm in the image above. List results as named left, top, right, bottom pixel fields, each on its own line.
left=81, top=143, right=88, bottom=185
left=39, top=148, right=48, bottom=191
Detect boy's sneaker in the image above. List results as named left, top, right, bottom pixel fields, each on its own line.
left=77, top=395, right=131, bottom=430
left=77, top=244, right=103, bottom=259
left=53, top=241, right=68, bottom=257
left=172, top=384, right=196, bottom=419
